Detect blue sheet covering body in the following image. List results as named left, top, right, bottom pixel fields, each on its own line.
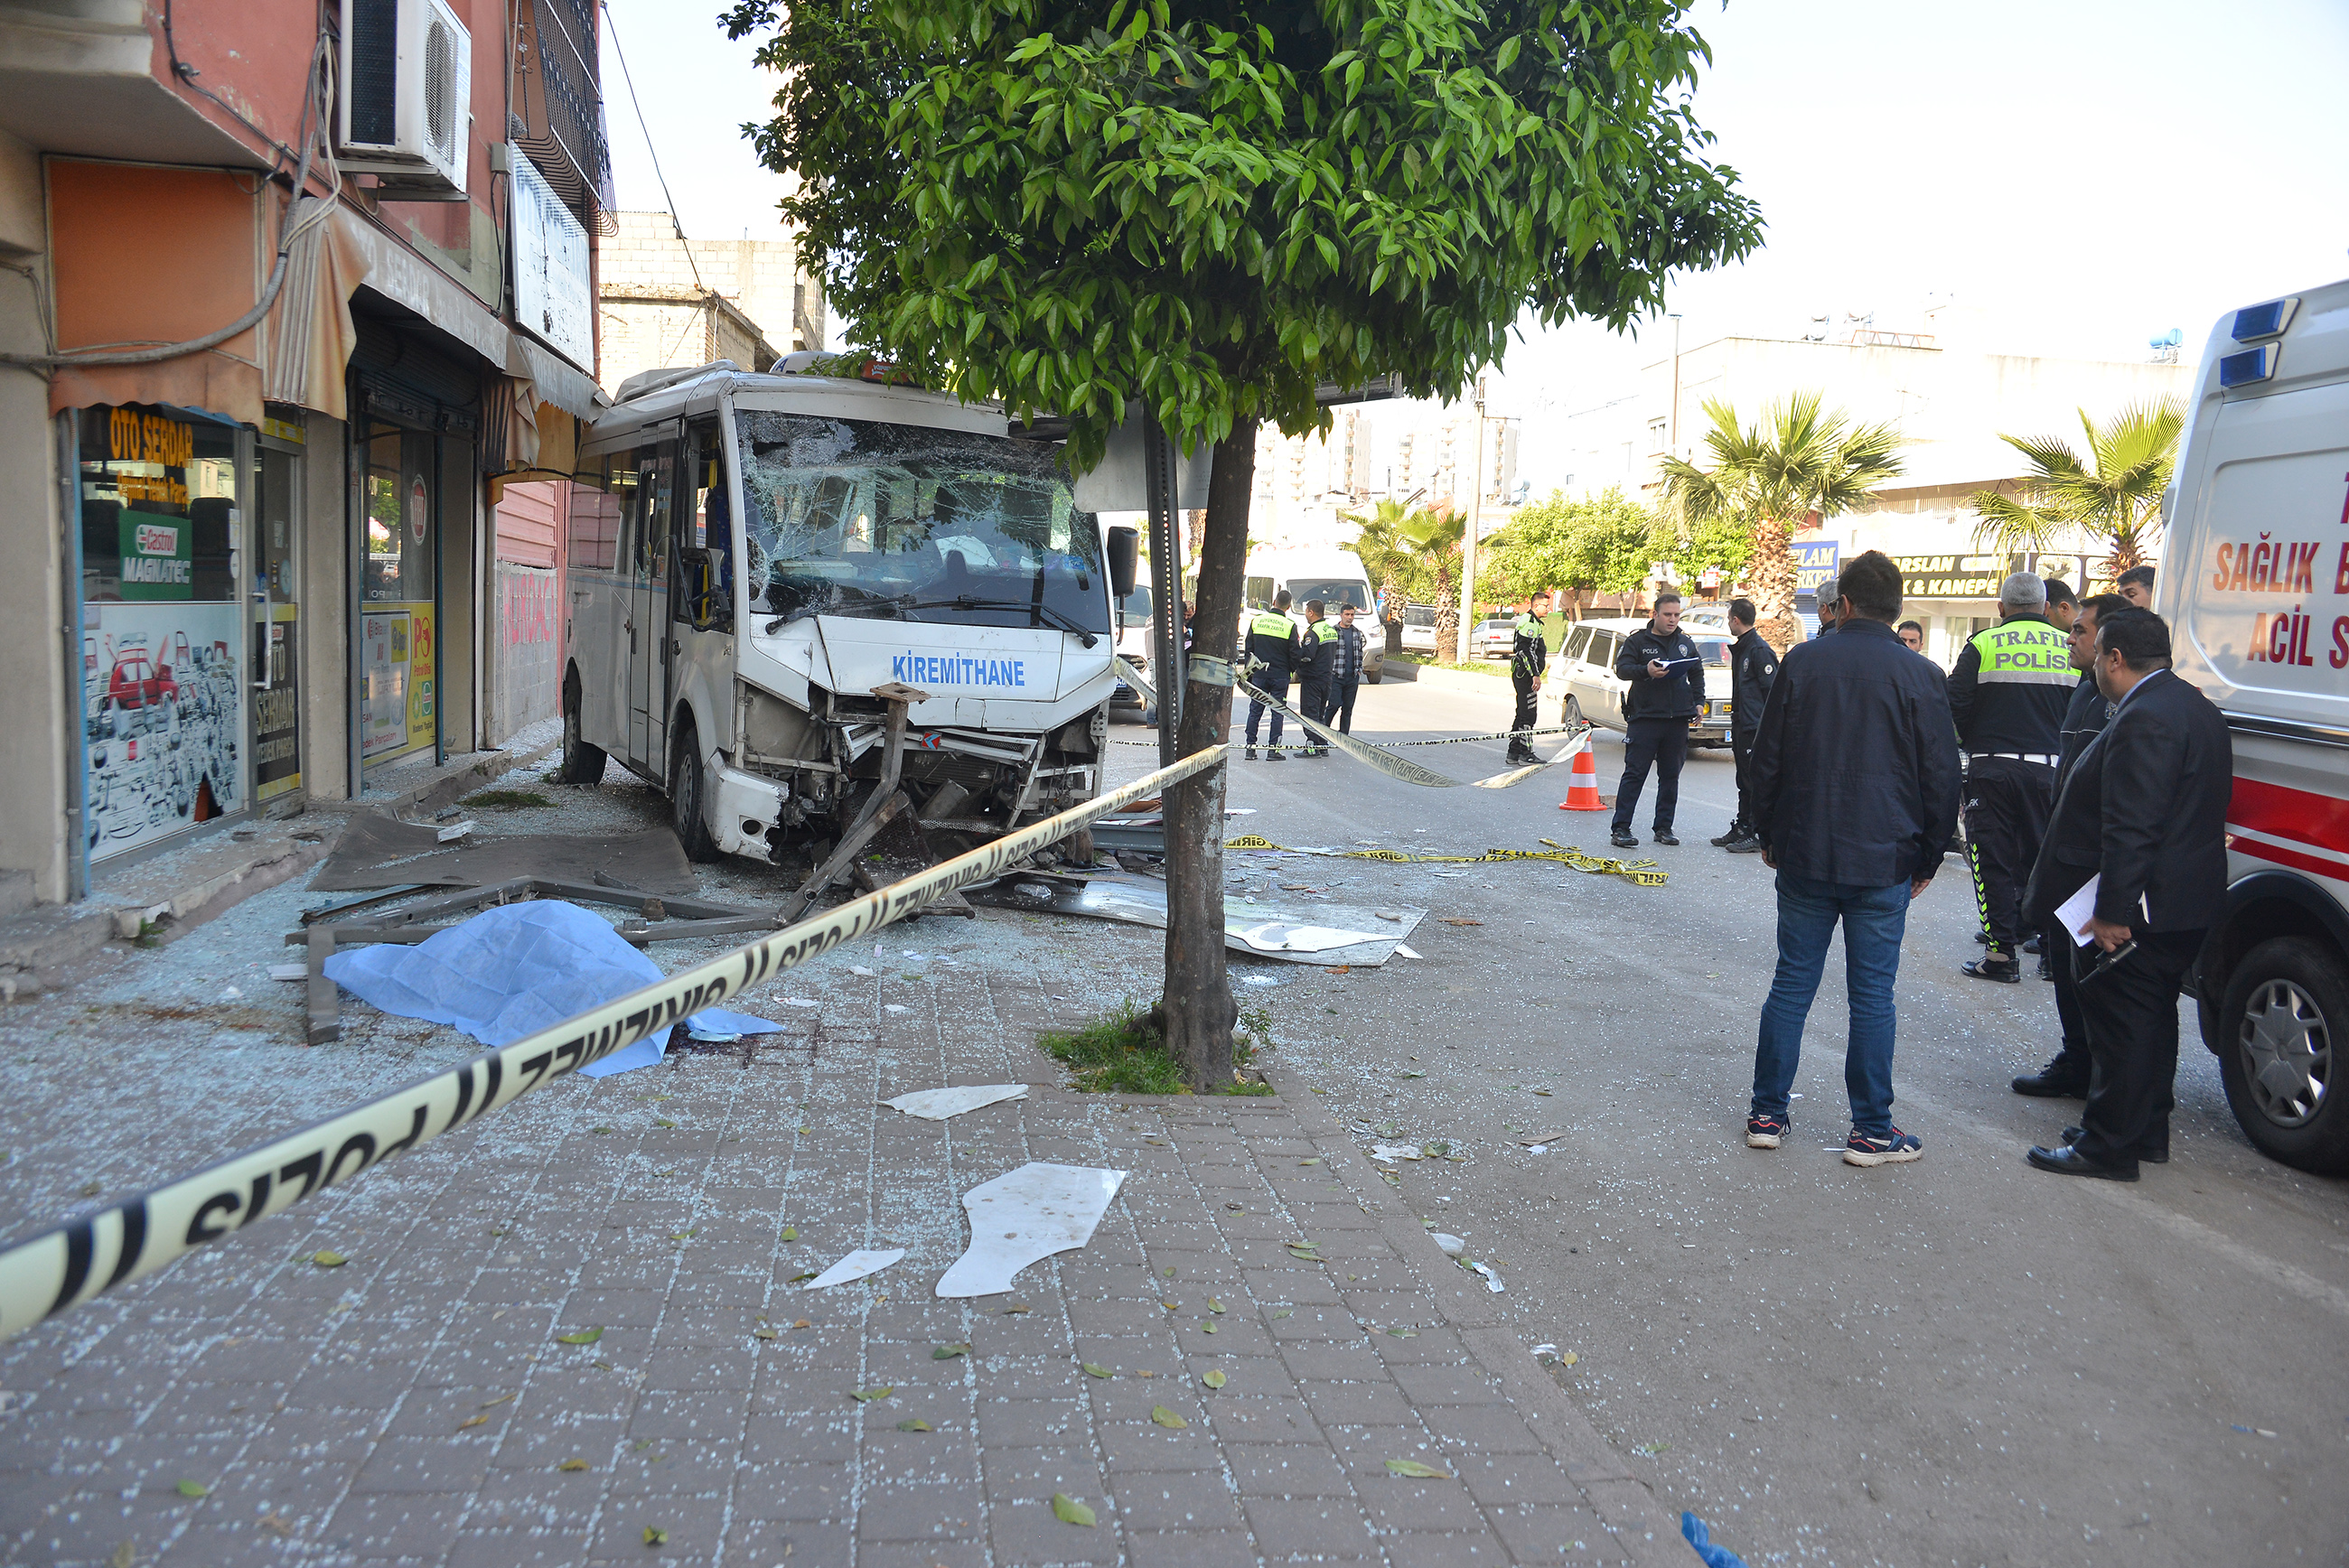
left=322, top=901, right=781, bottom=1076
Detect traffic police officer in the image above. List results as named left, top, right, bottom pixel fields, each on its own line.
left=1947, top=572, right=2073, bottom=982
left=1296, top=599, right=1339, bottom=756
left=1507, top=591, right=1554, bottom=763
left=1243, top=589, right=1303, bottom=761
left=1610, top=590, right=1705, bottom=847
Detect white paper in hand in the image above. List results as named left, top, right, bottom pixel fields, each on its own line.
left=2054, top=876, right=2101, bottom=947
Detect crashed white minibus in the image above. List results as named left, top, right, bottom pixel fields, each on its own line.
left=562, top=357, right=1134, bottom=866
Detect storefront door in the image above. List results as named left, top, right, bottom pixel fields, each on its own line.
left=252, top=415, right=304, bottom=806
left=76, top=405, right=253, bottom=864
left=359, top=423, right=439, bottom=767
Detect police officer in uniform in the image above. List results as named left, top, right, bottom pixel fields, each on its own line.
left=1296, top=599, right=1338, bottom=756
left=1715, top=597, right=1776, bottom=851
left=1947, top=572, right=2073, bottom=982
left=1243, top=589, right=1303, bottom=761
left=1610, top=590, right=1705, bottom=848
left=1507, top=591, right=1554, bottom=763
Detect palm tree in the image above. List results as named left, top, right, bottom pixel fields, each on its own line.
left=1341, top=498, right=1418, bottom=655
left=1659, top=392, right=1906, bottom=649
left=1399, top=504, right=1466, bottom=655
left=1967, top=400, right=2183, bottom=580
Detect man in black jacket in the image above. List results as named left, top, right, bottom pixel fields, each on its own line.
left=2013, top=592, right=2128, bottom=1097
left=1715, top=597, right=1776, bottom=852
left=2021, top=610, right=2231, bottom=1180
left=1745, top=551, right=1961, bottom=1166
left=1610, top=591, right=1705, bottom=848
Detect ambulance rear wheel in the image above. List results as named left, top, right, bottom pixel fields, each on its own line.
left=2219, top=938, right=2349, bottom=1174
left=558, top=674, right=605, bottom=786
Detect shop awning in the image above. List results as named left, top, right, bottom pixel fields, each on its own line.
left=509, top=334, right=606, bottom=423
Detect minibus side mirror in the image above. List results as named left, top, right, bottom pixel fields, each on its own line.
left=1105, top=527, right=1138, bottom=601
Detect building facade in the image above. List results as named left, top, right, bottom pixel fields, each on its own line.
left=0, top=0, right=609, bottom=904
left=594, top=210, right=823, bottom=395
left=1545, top=317, right=2192, bottom=661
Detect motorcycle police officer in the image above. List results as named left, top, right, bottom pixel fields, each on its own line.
left=1508, top=591, right=1554, bottom=763
left=1243, top=589, right=1303, bottom=761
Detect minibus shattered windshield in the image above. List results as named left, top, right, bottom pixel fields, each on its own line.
left=737, top=411, right=1108, bottom=637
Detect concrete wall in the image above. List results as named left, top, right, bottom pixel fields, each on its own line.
left=598, top=210, right=822, bottom=369
left=0, top=128, right=70, bottom=900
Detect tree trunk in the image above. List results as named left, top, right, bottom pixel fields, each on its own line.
left=1431, top=558, right=1457, bottom=657
left=1161, top=418, right=1254, bottom=1091
left=1382, top=565, right=1407, bottom=655
left=1750, top=516, right=1800, bottom=651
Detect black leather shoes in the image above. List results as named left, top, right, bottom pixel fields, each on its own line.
left=2026, top=1143, right=2139, bottom=1181
left=2064, top=1125, right=2167, bottom=1163
left=2011, top=1059, right=2090, bottom=1097
left=1652, top=829, right=1680, bottom=846
left=1609, top=829, right=1639, bottom=848
left=1963, top=957, right=2022, bottom=984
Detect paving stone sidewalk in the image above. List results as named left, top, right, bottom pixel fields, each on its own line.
left=0, top=901, right=1675, bottom=1568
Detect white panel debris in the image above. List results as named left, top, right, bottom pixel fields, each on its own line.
left=935, top=1162, right=1127, bottom=1298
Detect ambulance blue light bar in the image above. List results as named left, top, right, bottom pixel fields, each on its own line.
left=2231, top=298, right=2298, bottom=341
left=2218, top=344, right=2277, bottom=388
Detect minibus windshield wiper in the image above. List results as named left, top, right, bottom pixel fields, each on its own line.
left=903, top=596, right=1100, bottom=648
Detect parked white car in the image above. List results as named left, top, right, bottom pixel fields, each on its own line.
left=1540, top=616, right=1736, bottom=747
left=1399, top=602, right=1437, bottom=653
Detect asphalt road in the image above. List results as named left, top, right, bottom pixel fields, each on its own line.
left=1113, top=666, right=2349, bottom=1567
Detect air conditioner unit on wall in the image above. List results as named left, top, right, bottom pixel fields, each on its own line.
left=339, top=0, right=472, bottom=199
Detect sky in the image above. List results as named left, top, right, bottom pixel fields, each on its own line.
left=600, top=0, right=2349, bottom=418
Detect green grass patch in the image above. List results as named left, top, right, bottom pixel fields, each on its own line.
left=1042, top=1000, right=1274, bottom=1096
left=463, top=789, right=556, bottom=810
left=1389, top=652, right=1507, bottom=677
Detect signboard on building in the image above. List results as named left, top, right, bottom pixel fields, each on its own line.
left=1893, top=551, right=2100, bottom=600
left=1792, top=540, right=1839, bottom=594
left=510, top=148, right=594, bottom=371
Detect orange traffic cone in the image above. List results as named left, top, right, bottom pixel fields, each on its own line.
left=1558, top=741, right=1605, bottom=810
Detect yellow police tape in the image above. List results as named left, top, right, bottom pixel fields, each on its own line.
left=1113, top=656, right=1588, bottom=777
left=1223, top=833, right=1669, bottom=887
left=0, top=746, right=1228, bottom=1344
left=1231, top=675, right=1587, bottom=789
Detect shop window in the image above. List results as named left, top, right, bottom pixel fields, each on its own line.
left=77, top=405, right=250, bottom=862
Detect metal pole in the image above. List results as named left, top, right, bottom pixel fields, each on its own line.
left=1669, top=313, right=1682, bottom=455
left=1142, top=411, right=1184, bottom=768
left=59, top=411, right=89, bottom=901
left=1455, top=382, right=1485, bottom=664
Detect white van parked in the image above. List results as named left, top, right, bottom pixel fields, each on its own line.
left=2166, top=281, right=2349, bottom=1173
left=1234, top=548, right=1386, bottom=684
left=563, top=358, right=1128, bottom=863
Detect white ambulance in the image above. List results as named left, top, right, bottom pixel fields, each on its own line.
left=2167, top=282, right=2349, bottom=1172
left=562, top=358, right=1132, bottom=863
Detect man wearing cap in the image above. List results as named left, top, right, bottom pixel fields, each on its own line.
left=1947, top=572, right=2073, bottom=983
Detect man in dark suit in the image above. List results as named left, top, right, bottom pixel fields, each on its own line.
left=2021, top=610, right=2232, bottom=1180
left=2012, top=592, right=2128, bottom=1094
left=1744, top=551, right=1962, bottom=1167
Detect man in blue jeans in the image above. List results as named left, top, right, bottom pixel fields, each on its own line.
left=1743, top=550, right=1961, bottom=1167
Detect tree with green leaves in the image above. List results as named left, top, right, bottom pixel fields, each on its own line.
left=1399, top=504, right=1467, bottom=653
left=1968, top=400, right=2183, bottom=581
left=1340, top=497, right=1423, bottom=654
left=725, top=0, right=1764, bottom=1087
left=1487, top=485, right=1657, bottom=604
left=1659, top=392, right=1904, bottom=649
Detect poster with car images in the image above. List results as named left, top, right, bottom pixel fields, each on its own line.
left=82, top=602, right=248, bottom=862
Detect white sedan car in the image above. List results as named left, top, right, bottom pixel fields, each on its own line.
left=1540, top=617, right=1736, bottom=747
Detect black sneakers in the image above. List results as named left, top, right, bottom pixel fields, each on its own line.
left=1962, top=956, right=2022, bottom=984
left=1609, top=829, right=1638, bottom=848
